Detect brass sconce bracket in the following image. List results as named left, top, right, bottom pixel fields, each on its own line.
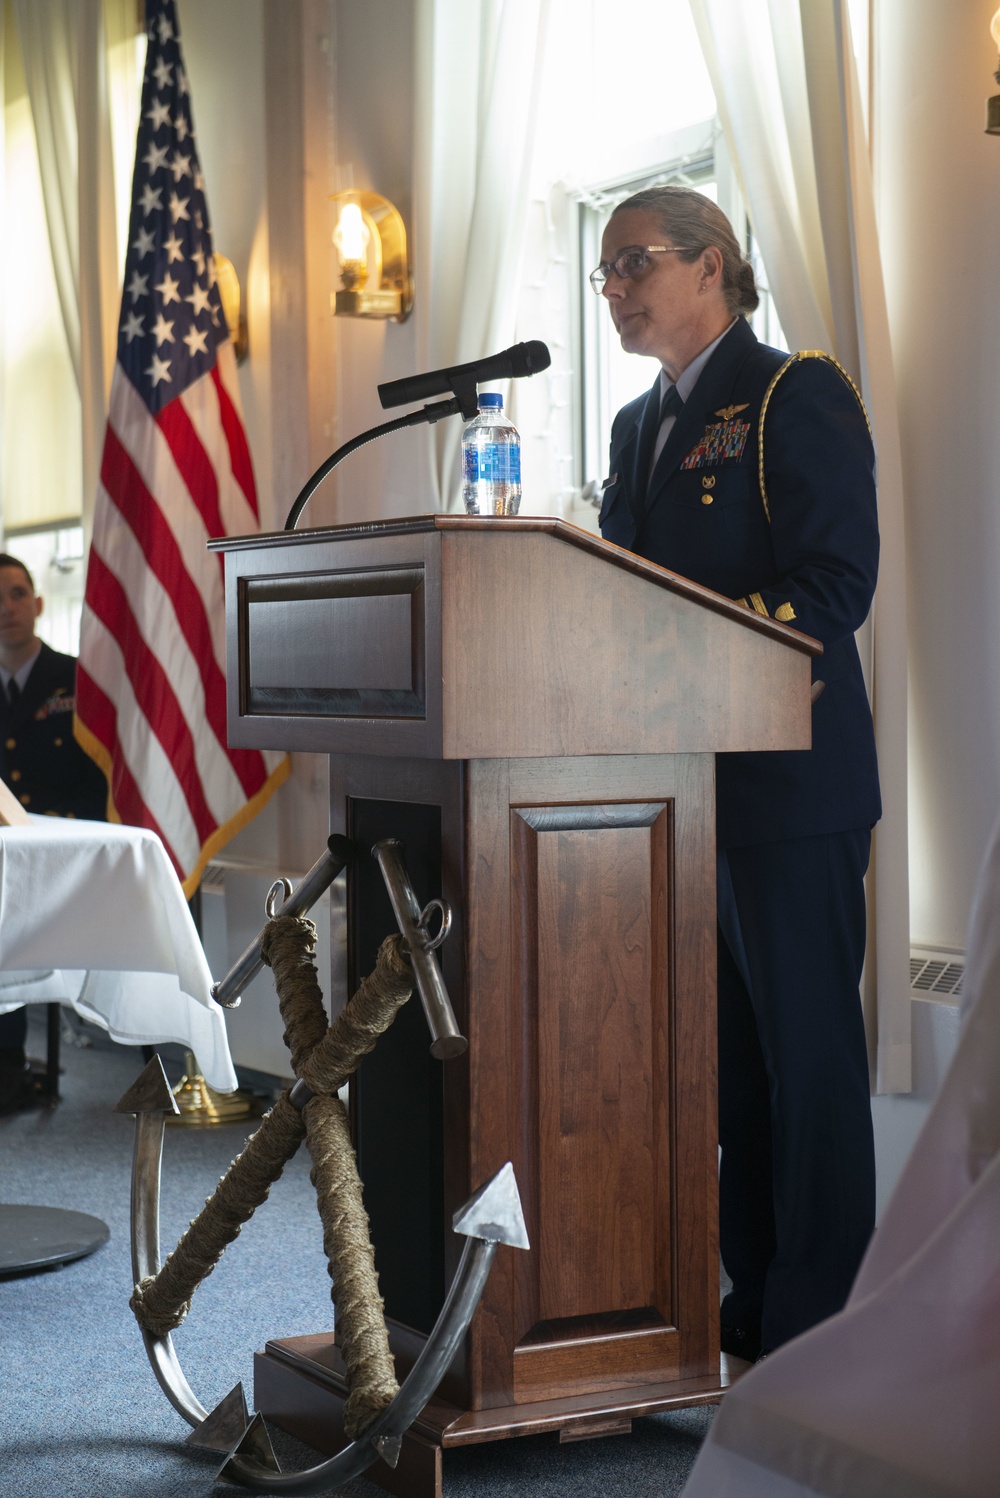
left=987, top=8, right=1000, bottom=134
left=330, top=190, right=414, bottom=323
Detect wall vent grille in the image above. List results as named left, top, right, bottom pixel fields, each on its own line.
left=910, top=950, right=964, bottom=1000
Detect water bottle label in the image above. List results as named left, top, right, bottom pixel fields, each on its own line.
left=474, top=442, right=520, bottom=484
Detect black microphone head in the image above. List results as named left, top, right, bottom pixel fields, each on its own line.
left=515, top=340, right=551, bottom=375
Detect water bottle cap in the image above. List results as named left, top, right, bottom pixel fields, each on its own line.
left=478, top=392, right=503, bottom=408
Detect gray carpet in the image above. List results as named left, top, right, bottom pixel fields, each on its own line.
left=0, top=1009, right=713, bottom=1496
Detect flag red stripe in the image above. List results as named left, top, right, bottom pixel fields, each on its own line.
left=100, top=424, right=266, bottom=797
left=75, top=663, right=184, bottom=877
left=211, top=363, right=258, bottom=518
left=85, top=550, right=221, bottom=848
left=156, top=397, right=226, bottom=547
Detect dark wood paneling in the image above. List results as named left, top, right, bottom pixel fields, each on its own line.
left=221, top=529, right=443, bottom=756
left=513, top=1325, right=678, bottom=1403
left=214, top=517, right=817, bottom=761
left=462, top=757, right=716, bottom=1412
left=439, top=528, right=815, bottom=759
left=217, top=521, right=812, bottom=1475
left=244, top=565, right=425, bottom=718
left=257, top=1331, right=734, bottom=1450
left=513, top=802, right=671, bottom=1324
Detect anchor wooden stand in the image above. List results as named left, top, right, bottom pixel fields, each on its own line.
left=211, top=516, right=819, bottom=1496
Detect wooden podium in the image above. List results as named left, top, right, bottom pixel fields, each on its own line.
left=211, top=515, right=819, bottom=1494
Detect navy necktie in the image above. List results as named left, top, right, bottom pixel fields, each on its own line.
left=7, top=679, right=20, bottom=710
left=660, top=383, right=684, bottom=422
left=647, top=384, right=685, bottom=495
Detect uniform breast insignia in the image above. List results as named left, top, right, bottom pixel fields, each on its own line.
left=681, top=417, right=751, bottom=469
left=34, top=689, right=76, bottom=722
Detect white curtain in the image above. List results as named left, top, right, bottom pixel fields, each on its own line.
left=690, top=0, right=911, bottom=1094
left=412, top=0, right=551, bottom=510
left=9, top=0, right=121, bottom=534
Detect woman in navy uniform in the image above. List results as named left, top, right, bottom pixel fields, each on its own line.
left=594, top=187, right=880, bottom=1360
left=0, top=552, right=107, bottom=1112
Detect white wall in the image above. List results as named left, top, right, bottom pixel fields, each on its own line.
left=877, top=0, right=1000, bottom=950
left=327, top=0, right=426, bottom=524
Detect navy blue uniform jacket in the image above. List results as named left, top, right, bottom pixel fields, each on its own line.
left=0, top=642, right=108, bottom=821
left=599, top=317, right=881, bottom=848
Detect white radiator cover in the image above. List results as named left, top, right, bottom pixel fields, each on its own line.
left=909, top=947, right=964, bottom=1003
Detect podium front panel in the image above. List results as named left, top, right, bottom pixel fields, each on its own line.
left=332, top=751, right=718, bottom=1415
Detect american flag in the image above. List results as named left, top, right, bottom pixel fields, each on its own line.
left=75, top=0, right=288, bottom=895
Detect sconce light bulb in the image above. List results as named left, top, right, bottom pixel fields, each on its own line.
left=992, top=7, right=1000, bottom=50
left=334, top=202, right=370, bottom=265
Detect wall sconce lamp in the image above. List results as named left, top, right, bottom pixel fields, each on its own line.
left=214, top=253, right=249, bottom=363
left=330, top=190, right=414, bottom=322
left=987, top=8, right=1000, bottom=134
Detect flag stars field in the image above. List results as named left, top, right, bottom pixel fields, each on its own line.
left=139, top=181, right=162, bottom=215
left=145, top=353, right=171, bottom=386
left=143, top=141, right=169, bottom=173
left=152, top=313, right=175, bottom=346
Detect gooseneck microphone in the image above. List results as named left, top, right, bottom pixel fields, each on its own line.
left=377, top=340, right=551, bottom=410
left=284, top=339, right=551, bottom=529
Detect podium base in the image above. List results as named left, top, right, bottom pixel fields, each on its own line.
left=254, top=1333, right=744, bottom=1498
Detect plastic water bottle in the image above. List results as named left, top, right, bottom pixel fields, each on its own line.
left=461, top=392, right=522, bottom=515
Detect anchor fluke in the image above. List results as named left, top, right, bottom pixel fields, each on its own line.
left=372, top=1432, right=402, bottom=1469
left=186, top=1382, right=249, bottom=1452
left=114, top=1055, right=179, bottom=1115
left=453, top=1162, right=529, bottom=1250
left=217, top=1413, right=281, bottom=1482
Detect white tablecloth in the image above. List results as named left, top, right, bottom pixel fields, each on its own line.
left=682, top=816, right=1000, bottom=1498
left=0, top=817, right=237, bottom=1092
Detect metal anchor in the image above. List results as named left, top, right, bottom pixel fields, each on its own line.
left=117, top=835, right=517, bottom=1490
left=116, top=1057, right=527, bottom=1491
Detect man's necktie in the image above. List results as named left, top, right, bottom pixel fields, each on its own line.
left=7, top=679, right=20, bottom=710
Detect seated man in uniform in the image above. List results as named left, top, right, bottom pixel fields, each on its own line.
left=0, top=551, right=107, bottom=1113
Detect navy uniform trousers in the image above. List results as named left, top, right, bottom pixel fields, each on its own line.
left=600, top=316, right=881, bottom=1352
left=717, top=830, right=874, bottom=1351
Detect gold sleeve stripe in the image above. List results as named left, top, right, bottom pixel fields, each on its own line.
left=749, top=592, right=769, bottom=617
left=757, top=351, right=873, bottom=524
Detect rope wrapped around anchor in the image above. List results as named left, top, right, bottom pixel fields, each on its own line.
left=129, top=916, right=412, bottom=1438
